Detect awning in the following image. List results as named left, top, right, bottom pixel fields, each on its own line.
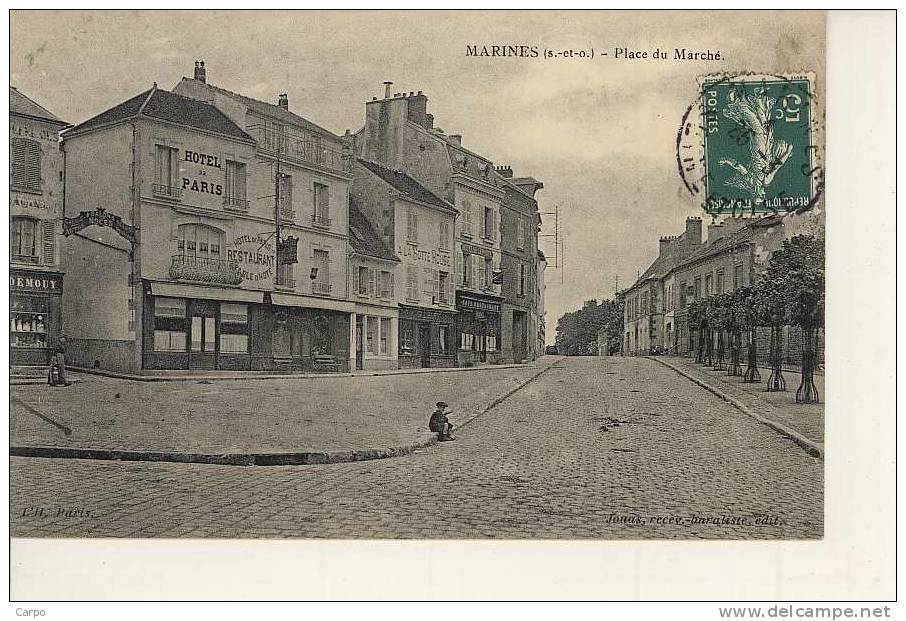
left=149, top=282, right=266, bottom=304
left=271, top=292, right=355, bottom=314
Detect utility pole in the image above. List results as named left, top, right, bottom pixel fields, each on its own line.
left=275, top=133, right=282, bottom=254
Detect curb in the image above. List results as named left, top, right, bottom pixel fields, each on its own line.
left=9, top=433, right=439, bottom=467
left=646, top=357, right=824, bottom=460
left=9, top=358, right=565, bottom=466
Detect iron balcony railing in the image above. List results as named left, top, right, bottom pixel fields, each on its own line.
left=223, top=195, right=250, bottom=210
left=312, top=282, right=332, bottom=296
left=311, top=213, right=332, bottom=228
left=152, top=184, right=183, bottom=200
left=170, top=254, right=242, bottom=286
left=254, top=126, right=353, bottom=175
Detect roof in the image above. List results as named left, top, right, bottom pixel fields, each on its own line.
left=65, top=86, right=253, bottom=141
left=348, top=196, right=399, bottom=262
left=179, top=77, right=340, bottom=142
left=10, top=87, right=67, bottom=125
left=357, top=159, right=456, bottom=213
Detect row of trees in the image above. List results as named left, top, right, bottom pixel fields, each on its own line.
left=555, top=297, right=624, bottom=356
left=686, top=234, right=824, bottom=403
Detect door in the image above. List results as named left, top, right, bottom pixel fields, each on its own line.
left=355, top=316, right=364, bottom=370
left=188, top=300, right=218, bottom=369
left=418, top=324, right=431, bottom=368
left=513, top=311, right=527, bottom=363
left=477, top=321, right=487, bottom=362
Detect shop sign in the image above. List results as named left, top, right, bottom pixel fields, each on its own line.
left=62, top=208, right=138, bottom=245
left=10, top=192, right=51, bottom=211
left=227, top=234, right=275, bottom=282
left=458, top=296, right=500, bottom=313
left=10, top=270, right=63, bottom=294
left=398, top=244, right=451, bottom=267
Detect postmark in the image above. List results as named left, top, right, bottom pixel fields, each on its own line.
left=677, top=72, right=824, bottom=217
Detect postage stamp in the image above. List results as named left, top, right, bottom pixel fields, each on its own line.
left=677, top=73, right=823, bottom=217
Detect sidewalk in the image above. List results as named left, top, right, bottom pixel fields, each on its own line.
left=652, top=355, right=824, bottom=451
left=10, top=356, right=563, bottom=465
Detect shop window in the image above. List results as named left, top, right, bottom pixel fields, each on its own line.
left=312, top=314, right=332, bottom=355
left=10, top=217, right=39, bottom=263
left=400, top=321, right=416, bottom=356
left=437, top=325, right=448, bottom=355
left=380, top=317, right=390, bottom=355
left=220, top=303, right=248, bottom=354
left=11, top=296, right=48, bottom=350
left=11, top=138, right=41, bottom=193
left=487, top=335, right=497, bottom=352
left=153, top=297, right=187, bottom=352
left=313, top=183, right=330, bottom=226
left=366, top=316, right=376, bottom=353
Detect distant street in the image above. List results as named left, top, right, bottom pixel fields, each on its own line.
left=10, top=357, right=823, bottom=539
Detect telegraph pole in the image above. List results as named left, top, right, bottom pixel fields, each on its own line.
left=274, top=134, right=282, bottom=251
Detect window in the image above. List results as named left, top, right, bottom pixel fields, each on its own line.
left=380, top=318, right=390, bottom=355
left=219, top=303, right=249, bottom=354
left=177, top=224, right=223, bottom=259
left=407, top=265, right=419, bottom=300
left=10, top=217, right=38, bottom=262
left=400, top=320, right=415, bottom=355
left=694, top=277, right=702, bottom=300
left=484, top=257, right=493, bottom=288
left=461, top=200, right=473, bottom=236
left=518, top=263, right=526, bottom=297
left=153, top=297, right=187, bottom=352
left=438, top=271, right=450, bottom=304
left=462, top=253, right=472, bottom=286
left=483, top=206, right=495, bottom=240
left=313, top=249, right=330, bottom=294
left=154, top=145, right=180, bottom=197
left=366, top=316, right=377, bottom=353
left=716, top=270, right=725, bottom=295
left=734, top=264, right=744, bottom=289
left=439, top=221, right=449, bottom=250
left=679, top=282, right=687, bottom=308
left=276, top=262, right=295, bottom=288
left=705, top=274, right=713, bottom=297
left=224, top=160, right=248, bottom=208
left=516, top=218, right=525, bottom=250
left=438, top=325, right=448, bottom=355
left=11, top=138, right=41, bottom=192
left=407, top=209, right=418, bottom=243
left=357, top=266, right=370, bottom=296
left=11, top=296, right=48, bottom=350
left=313, top=182, right=330, bottom=225
left=380, top=270, right=393, bottom=298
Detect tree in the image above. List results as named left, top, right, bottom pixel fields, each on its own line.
left=767, top=235, right=825, bottom=403
left=753, top=277, right=788, bottom=391
left=725, top=288, right=746, bottom=376
left=710, top=293, right=729, bottom=371
left=555, top=297, right=625, bottom=356
left=735, top=286, right=761, bottom=383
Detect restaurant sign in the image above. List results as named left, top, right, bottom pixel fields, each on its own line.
left=227, top=234, right=275, bottom=283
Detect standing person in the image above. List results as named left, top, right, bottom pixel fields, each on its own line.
left=47, top=335, right=72, bottom=387
left=429, top=401, right=455, bottom=441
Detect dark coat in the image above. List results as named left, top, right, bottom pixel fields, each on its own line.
left=428, top=410, right=448, bottom=433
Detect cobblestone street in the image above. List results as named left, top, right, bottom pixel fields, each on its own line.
left=10, top=356, right=823, bottom=539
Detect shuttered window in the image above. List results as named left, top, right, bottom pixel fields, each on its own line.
left=10, top=217, right=39, bottom=263
left=407, top=265, right=418, bottom=300
left=407, top=209, right=418, bottom=243
left=11, top=138, right=41, bottom=192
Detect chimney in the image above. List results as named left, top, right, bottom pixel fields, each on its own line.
left=424, top=113, right=434, bottom=130
left=278, top=93, right=289, bottom=110
left=659, top=236, right=673, bottom=255
left=406, top=91, right=429, bottom=128
left=448, top=134, right=462, bottom=146
left=495, top=165, right=514, bottom=178
left=685, top=216, right=702, bottom=246
left=383, top=81, right=393, bottom=99
left=194, top=60, right=206, bottom=83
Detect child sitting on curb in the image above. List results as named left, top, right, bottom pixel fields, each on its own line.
left=429, top=401, right=455, bottom=441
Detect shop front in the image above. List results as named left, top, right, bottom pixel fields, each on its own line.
left=10, top=268, right=63, bottom=366
left=456, top=292, right=502, bottom=366
left=269, top=295, right=351, bottom=373
left=398, top=304, right=456, bottom=369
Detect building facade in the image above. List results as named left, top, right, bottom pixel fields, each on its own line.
left=10, top=87, right=69, bottom=366
left=355, top=84, right=511, bottom=365
left=351, top=159, right=458, bottom=368
left=174, top=62, right=355, bottom=371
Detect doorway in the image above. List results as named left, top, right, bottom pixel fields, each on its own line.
left=355, top=316, right=365, bottom=370
left=513, top=310, right=527, bottom=363
left=418, top=324, right=431, bottom=368
left=189, top=299, right=218, bottom=369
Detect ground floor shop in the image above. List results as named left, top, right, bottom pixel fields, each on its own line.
left=398, top=304, right=456, bottom=369
left=142, top=284, right=351, bottom=372
left=456, top=292, right=502, bottom=366
left=10, top=268, right=64, bottom=366
left=352, top=305, right=399, bottom=371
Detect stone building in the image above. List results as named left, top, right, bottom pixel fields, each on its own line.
left=354, top=83, right=507, bottom=366
left=351, top=158, right=458, bottom=368
left=9, top=87, right=69, bottom=366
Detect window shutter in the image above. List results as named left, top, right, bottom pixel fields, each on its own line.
left=352, top=266, right=359, bottom=294
left=42, top=220, right=55, bottom=265
left=368, top=268, right=375, bottom=297
left=492, top=209, right=498, bottom=241
left=389, top=272, right=395, bottom=297
left=455, top=250, right=463, bottom=285
left=446, top=273, right=454, bottom=303
left=432, top=270, right=439, bottom=300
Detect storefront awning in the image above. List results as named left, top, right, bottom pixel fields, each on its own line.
left=150, top=282, right=266, bottom=304
left=271, top=292, right=355, bottom=314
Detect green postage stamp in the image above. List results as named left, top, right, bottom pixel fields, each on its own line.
left=690, top=74, right=821, bottom=216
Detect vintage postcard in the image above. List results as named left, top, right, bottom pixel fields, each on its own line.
left=6, top=8, right=894, bottom=604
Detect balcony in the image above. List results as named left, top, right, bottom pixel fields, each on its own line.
left=311, top=213, right=332, bottom=229
left=254, top=126, right=352, bottom=175
left=223, top=195, right=250, bottom=211
left=312, top=282, right=332, bottom=296
left=170, top=255, right=242, bottom=286
left=152, top=184, right=182, bottom=200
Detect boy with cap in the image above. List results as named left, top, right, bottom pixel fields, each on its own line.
left=429, top=401, right=455, bottom=441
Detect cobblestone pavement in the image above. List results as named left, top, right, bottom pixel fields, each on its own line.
left=660, top=356, right=824, bottom=444
left=10, top=357, right=823, bottom=539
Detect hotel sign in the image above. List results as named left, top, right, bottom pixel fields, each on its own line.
left=228, top=234, right=275, bottom=283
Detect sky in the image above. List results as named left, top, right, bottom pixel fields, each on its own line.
left=10, top=10, right=825, bottom=342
